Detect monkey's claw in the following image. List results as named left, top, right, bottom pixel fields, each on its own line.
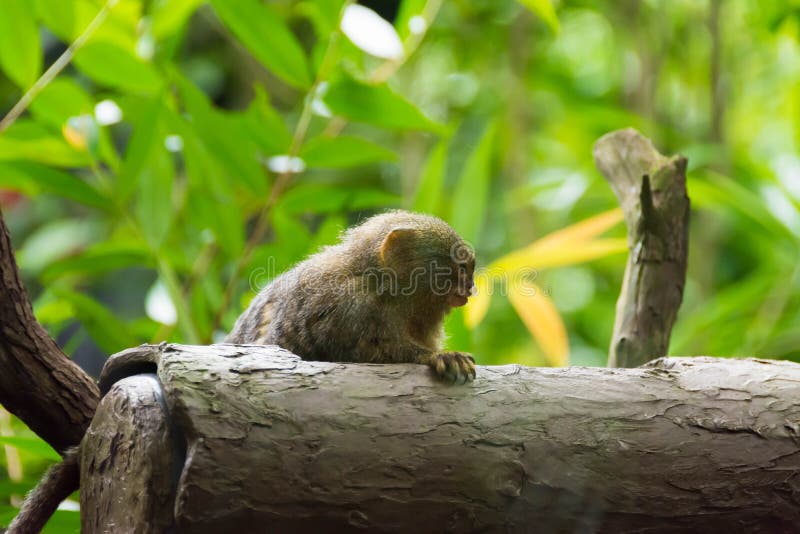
left=431, top=352, right=476, bottom=384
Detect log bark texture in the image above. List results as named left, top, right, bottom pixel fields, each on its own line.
left=80, top=374, right=180, bottom=533
left=593, top=129, right=690, bottom=368
left=0, top=209, right=99, bottom=452
left=85, top=343, right=800, bottom=533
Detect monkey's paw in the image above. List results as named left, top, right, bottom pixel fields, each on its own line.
left=430, top=352, right=476, bottom=384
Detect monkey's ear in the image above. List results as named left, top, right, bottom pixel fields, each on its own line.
left=380, top=227, right=417, bottom=265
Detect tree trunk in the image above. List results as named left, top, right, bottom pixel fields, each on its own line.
left=83, top=343, right=800, bottom=533
left=0, top=210, right=99, bottom=452
left=593, top=129, right=690, bottom=368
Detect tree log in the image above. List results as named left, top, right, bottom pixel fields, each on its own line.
left=85, top=343, right=800, bottom=533
left=80, top=374, right=180, bottom=533
left=593, top=129, right=690, bottom=368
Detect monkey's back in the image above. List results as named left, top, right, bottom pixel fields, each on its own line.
left=225, top=247, right=405, bottom=363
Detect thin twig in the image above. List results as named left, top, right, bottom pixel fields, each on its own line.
left=0, top=0, right=116, bottom=134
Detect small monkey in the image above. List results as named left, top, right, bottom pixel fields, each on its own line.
left=227, top=210, right=477, bottom=383
left=8, top=211, right=477, bottom=533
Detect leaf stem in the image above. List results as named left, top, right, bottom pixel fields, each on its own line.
left=0, top=0, right=116, bottom=134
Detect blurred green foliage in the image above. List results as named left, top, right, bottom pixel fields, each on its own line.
left=1, top=0, right=800, bottom=530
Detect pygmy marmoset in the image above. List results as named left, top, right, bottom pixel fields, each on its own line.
left=226, top=210, right=476, bottom=383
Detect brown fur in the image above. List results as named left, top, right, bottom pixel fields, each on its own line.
left=227, top=210, right=477, bottom=382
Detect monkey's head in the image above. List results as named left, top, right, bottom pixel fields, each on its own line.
left=349, top=211, right=475, bottom=309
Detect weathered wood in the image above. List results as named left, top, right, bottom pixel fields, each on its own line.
left=593, top=129, right=690, bottom=368
left=88, top=343, right=800, bottom=533
left=80, top=374, right=180, bottom=533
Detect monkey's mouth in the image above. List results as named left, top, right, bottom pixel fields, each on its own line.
left=447, top=292, right=470, bottom=307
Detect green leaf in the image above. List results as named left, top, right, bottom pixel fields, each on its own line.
left=34, top=296, right=76, bottom=325
left=300, top=136, right=397, bottom=168
left=0, top=0, right=42, bottom=88
left=209, top=0, right=311, bottom=88
left=309, top=214, right=346, bottom=251
left=176, top=76, right=267, bottom=196
left=29, top=80, right=119, bottom=171
left=242, top=86, right=292, bottom=156
left=119, top=97, right=163, bottom=200
left=324, top=75, right=441, bottom=132
left=518, top=0, right=560, bottom=34
left=395, top=0, right=427, bottom=41
left=450, top=121, right=495, bottom=244
left=34, top=0, right=76, bottom=41
left=17, top=218, right=102, bottom=273
left=45, top=510, right=81, bottom=534
left=151, top=0, right=203, bottom=38
left=271, top=208, right=312, bottom=264
left=443, top=307, right=473, bottom=354
left=691, top=170, right=795, bottom=241
left=134, top=139, right=175, bottom=249
left=185, top=188, right=244, bottom=258
left=0, top=162, right=108, bottom=209
left=74, top=41, right=162, bottom=94
left=28, top=79, right=94, bottom=130
left=53, top=288, right=139, bottom=354
left=0, top=121, right=90, bottom=167
left=296, top=0, right=346, bottom=38
left=278, top=184, right=400, bottom=214
left=42, top=241, right=151, bottom=282
left=411, top=140, right=448, bottom=215
left=0, top=436, right=60, bottom=461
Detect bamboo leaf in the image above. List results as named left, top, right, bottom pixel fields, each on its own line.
left=134, top=139, right=175, bottom=249
left=0, top=121, right=90, bottom=167
left=324, top=74, right=441, bottom=131
left=0, top=0, right=42, bottom=88
left=51, top=289, right=140, bottom=353
left=411, top=140, right=447, bottom=215
left=0, top=436, right=60, bottom=461
left=300, top=136, right=397, bottom=168
left=0, top=162, right=108, bottom=209
left=464, top=271, right=493, bottom=328
left=450, top=121, right=495, bottom=244
left=517, top=0, right=560, bottom=34
left=74, top=41, right=162, bottom=94
left=493, top=238, right=628, bottom=272
left=508, top=281, right=568, bottom=366
left=209, top=0, right=311, bottom=88
left=151, top=0, right=203, bottom=38
left=527, top=208, right=623, bottom=252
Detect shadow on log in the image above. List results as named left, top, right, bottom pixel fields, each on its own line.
left=82, top=343, right=800, bottom=533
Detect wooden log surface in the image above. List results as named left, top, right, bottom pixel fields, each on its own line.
left=85, top=343, right=800, bottom=533
left=81, top=374, right=181, bottom=533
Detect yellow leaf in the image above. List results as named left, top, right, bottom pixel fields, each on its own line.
left=508, top=281, right=568, bottom=366
left=62, top=114, right=99, bottom=154
left=529, top=208, right=623, bottom=252
left=488, top=208, right=624, bottom=272
left=493, top=238, right=628, bottom=272
left=464, top=271, right=492, bottom=328
left=62, top=122, right=87, bottom=151
left=465, top=209, right=626, bottom=331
